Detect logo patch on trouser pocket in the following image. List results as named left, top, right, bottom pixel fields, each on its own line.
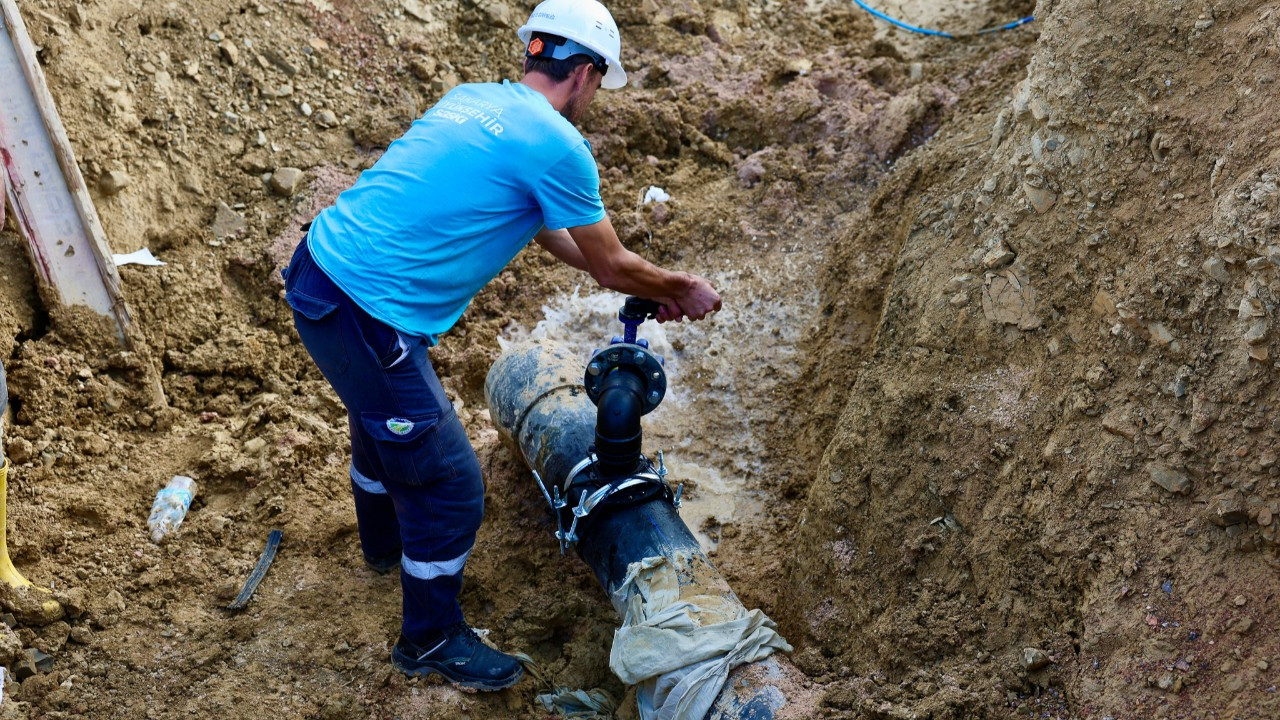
left=387, top=418, right=415, bottom=435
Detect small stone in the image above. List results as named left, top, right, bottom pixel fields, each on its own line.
left=218, top=39, right=239, bottom=65
left=1092, top=290, right=1117, bottom=318
left=5, top=437, right=34, bottom=464
left=1102, top=411, right=1137, bottom=442
left=208, top=30, right=224, bottom=42
left=39, top=621, right=70, bottom=653
left=99, top=170, right=130, bottom=195
left=736, top=156, right=765, bottom=188
left=1233, top=595, right=1248, bottom=606
left=1148, top=464, right=1191, bottom=495
left=946, top=274, right=975, bottom=293
left=1209, top=491, right=1248, bottom=527
left=56, top=588, right=87, bottom=619
left=1149, top=323, right=1174, bottom=346
left=299, top=101, right=313, bottom=117
left=783, top=58, right=812, bottom=76
left=1258, top=660, right=1270, bottom=671
left=12, top=650, right=38, bottom=680
left=982, top=245, right=1016, bottom=270
left=1085, top=365, right=1112, bottom=390
left=211, top=202, right=247, bottom=241
left=1259, top=508, right=1273, bottom=526
left=69, top=626, right=93, bottom=645
left=2, top=613, right=16, bottom=628
left=1267, top=245, right=1280, bottom=267
left=243, top=437, right=267, bottom=454
left=316, top=109, right=338, bottom=128
left=269, top=167, right=304, bottom=197
left=909, top=62, right=923, bottom=81
left=1190, top=396, right=1218, bottom=434
left=1229, top=616, right=1254, bottom=635
left=1247, top=256, right=1270, bottom=271
left=1023, top=182, right=1057, bottom=214
left=75, top=434, right=109, bottom=456
left=1202, top=257, right=1231, bottom=283
left=1022, top=647, right=1052, bottom=671
left=1243, top=320, right=1268, bottom=345
left=0, top=626, right=21, bottom=666
left=1248, top=345, right=1269, bottom=362
left=32, top=647, right=54, bottom=672
left=1239, top=296, right=1264, bottom=319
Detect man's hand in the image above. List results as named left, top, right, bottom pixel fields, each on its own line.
left=654, top=274, right=721, bottom=323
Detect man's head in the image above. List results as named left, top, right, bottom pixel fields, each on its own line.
left=523, top=32, right=606, bottom=123
left=517, top=0, right=627, bottom=95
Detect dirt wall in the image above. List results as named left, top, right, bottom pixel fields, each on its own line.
left=789, top=1, right=1280, bottom=717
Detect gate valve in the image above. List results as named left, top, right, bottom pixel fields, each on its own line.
left=585, top=296, right=668, bottom=414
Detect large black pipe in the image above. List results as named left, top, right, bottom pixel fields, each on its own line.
left=486, top=342, right=812, bottom=720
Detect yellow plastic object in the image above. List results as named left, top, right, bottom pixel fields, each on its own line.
left=0, top=458, right=34, bottom=589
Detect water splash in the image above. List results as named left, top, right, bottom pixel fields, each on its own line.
left=499, top=280, right=812, bottom=550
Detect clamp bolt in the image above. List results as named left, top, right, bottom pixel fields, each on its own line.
left=647, top=390, right=661, bottom=404
left=587, top=362, right=602, bottom=376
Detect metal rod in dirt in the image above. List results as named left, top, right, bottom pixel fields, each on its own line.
left=226, top=529, right=283, bottom=611
left=486, top=342, right=809, bottom=720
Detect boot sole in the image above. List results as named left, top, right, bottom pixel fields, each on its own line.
left=391, top=654, right=524, bottom=691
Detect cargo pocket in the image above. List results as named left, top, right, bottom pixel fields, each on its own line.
left=287, top=289, right=350, bottom=375
left=360, top=411, right=456, bottom=486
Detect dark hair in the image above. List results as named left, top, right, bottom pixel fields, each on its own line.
left=523, top=33, right=603, bottom=82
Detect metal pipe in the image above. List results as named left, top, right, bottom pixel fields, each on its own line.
left=486, top=342, right=810, bottom=720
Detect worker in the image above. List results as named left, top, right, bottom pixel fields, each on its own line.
left=282, top=0, right=720, bottom=692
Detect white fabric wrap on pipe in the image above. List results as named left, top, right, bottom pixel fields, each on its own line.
left=609, top=555, right=793, bottom=720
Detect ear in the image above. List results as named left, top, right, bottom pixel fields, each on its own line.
left=571, top=62, right=594, bottom=91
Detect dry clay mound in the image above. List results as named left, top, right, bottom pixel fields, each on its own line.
left=790, top=0, right=1280, bottom=717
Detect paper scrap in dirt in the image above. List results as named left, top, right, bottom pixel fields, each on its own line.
left=113, top=248, right=165, bottom=267
left=643, top=186, right=671, bottom=204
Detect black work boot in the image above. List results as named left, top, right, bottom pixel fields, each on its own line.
left=391, top=623, right=524, bottom=690
left=363, top=552, right=401, bottom=575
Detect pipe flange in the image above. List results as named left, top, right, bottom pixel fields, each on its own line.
left=584, top=343, right=666, bottom=414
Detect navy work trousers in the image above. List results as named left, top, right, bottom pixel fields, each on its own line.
left=283, top=238, right=484, bottom=644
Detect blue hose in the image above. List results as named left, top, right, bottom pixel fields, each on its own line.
left=852, top=0, right=1035, bottom=39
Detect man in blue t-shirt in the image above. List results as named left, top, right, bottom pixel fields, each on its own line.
left=283, top=0, right=720, bottom=691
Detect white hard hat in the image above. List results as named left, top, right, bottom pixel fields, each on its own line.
left=518, top=0, right=627, bottom=90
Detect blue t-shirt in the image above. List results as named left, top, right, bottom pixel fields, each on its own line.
left=307, top=80, right=606, bottom=341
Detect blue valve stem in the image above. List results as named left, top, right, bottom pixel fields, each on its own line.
left=622, top=317, right=639, bottom=345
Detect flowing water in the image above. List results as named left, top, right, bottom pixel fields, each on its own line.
left=499, top=273, right=814, bottom=550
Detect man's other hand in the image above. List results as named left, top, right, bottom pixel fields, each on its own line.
left=656, top=275, right=721, bottom=323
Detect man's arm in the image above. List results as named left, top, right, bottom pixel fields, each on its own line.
left=534, top=227, right=589, bottom=272
left=550, top=218, right=720, bottom=322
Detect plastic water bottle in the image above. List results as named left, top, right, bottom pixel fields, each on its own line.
left=148, top=476, right=197, bottom=543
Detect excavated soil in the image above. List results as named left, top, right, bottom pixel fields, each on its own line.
left=2, top=0, right=1276, bottom=718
